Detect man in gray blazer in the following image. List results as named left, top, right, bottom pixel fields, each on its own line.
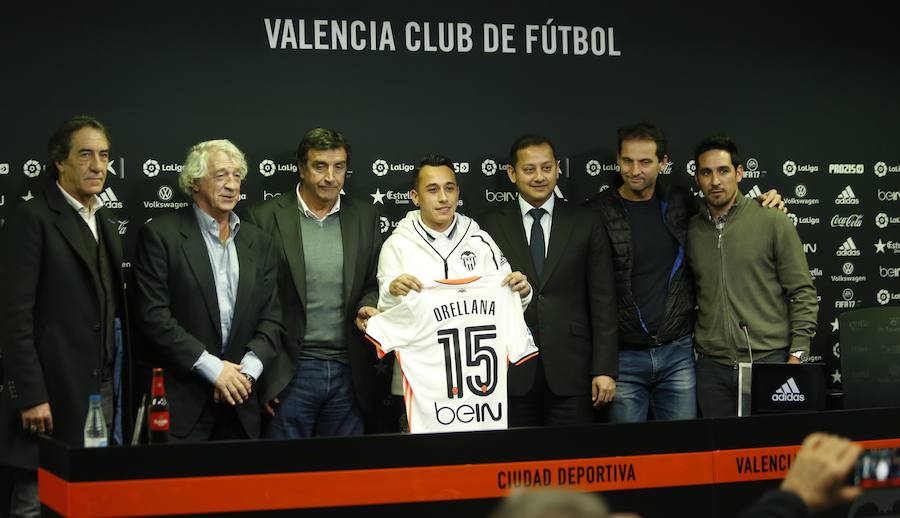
left=246, top=128, right=382, bottom=438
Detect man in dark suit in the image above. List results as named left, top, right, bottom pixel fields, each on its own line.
left=478, top=134, right=617, bottom=427
left=0, top=116, right=127, bottom=517
left=133, top=139, right=283, bottom=441
left=246, top=128, right=382, bottom=438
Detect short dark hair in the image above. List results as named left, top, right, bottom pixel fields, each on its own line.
left=412, top=154, right=455, bottom=190
left=617, top=122, right=667, bottom=160
left=47, top=116, right=110, bottom=175
left=296, top=128, right=350, bottom=169
left=509, top=134, right=557, bottom=167
left=693, top=135, right=742, bottom=169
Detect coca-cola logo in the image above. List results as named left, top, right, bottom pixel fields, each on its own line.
left=830, top=214, right=863, bottom=228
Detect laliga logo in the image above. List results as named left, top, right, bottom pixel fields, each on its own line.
left=23, top=159, right=41, bottom=178
left=877, top=289, right=891, bottom=306
left=0, top=163, right=9, bottom=175
left=875, top=213, right=890, bottom=229
left=259, top=159, right=276, bottom=177
left=372, top=159, right=388, bottom=177
left=379, top=216, right=390, bottom=233
left=686, top=159, right=696, bottom=176
left=874, top=161, right=888, bottom=178
left=143, top=159, right=161, bottom=177
left=586, top=159, right=601, bottom=177
left=481, top=159, right=498, bottom=176
left=787, top=213, right=798, bottom=226
left=783, top=160, right=797, bottom=176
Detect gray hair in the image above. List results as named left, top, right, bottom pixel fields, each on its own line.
left=178, top=139, right=248, bottom=196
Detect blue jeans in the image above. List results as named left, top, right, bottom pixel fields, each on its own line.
left=606, top=334, right=697, bottom=423
left=263, top=359, right=363, bottom=439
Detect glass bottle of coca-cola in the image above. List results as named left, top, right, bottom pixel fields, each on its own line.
left=148, top=367, right=169, bottom=443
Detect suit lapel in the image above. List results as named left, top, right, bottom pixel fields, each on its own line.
left=274, top=196, right=307, bottom=309
left=179, top=210, right=222, bottom=343
left=46, top=186, right=94, bottom=273
left=227, top=228, right=256, bottom=352
left=339, top=199, right=356, bottom=310
left=541, top=199, right=574, bottom=290
left=500, top=201, right=539, bottom=283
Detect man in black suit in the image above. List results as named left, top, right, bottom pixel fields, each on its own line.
left=133, top=139, right=283, bottom=441
left=478, top=134, right=617, bottom=427
left=0, top=116, right=128, bottom=517
left=245, top=128, right=382, bottom=438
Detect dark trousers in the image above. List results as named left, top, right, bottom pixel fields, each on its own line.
left=509, top=358, right=593, bottom=427
left=696, top=348, right=789, bottom=418
left=171, top=402, right=249, bottom=442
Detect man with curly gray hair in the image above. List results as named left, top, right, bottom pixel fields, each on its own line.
left=134, top=139, right=284, bottom=441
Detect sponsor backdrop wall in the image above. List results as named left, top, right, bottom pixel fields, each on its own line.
left=2, top=3, right=898, bottom=398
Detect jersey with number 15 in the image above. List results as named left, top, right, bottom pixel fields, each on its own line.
left=365, top=273, right=538, bottom=433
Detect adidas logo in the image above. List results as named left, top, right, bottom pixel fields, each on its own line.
left=771, top=377, right=806, bottom=402
left=745, top=185, right=762, bottom=199
left=836, top=237, right=861, bottom=257
left=834, top=185, right=859, bottom=205
left=99, top=187, right=123, bottom=209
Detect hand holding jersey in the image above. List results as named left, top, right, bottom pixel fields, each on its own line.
left=366, top=273, right=539, bottom=433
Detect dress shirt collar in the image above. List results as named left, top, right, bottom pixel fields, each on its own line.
left=518, top=193, right=555, bottom=219
left=296, top=182, right=341, bottom=221
left=56, top=181, right=103, bottom=217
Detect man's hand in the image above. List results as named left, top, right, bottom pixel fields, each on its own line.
left=263, top=397, right=280, bottom=417
left=214, top=360, right=252, bottom=405
left=355, top=306, right=379, bottom=333
left=389, top=274, right=422, bottom=297
left=780, top=433, right=862, bottom=513
left=787, top=354, right=802, bottom=365
left=591, top=375, right=616, bottom=408
left=501, top=271, right=531, bottom=298
left=21, top=402, right=53, bottom=435
left=758, top=189, right=787, bottom=213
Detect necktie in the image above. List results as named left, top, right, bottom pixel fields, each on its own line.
left=529, top=208, right=546, bottom=276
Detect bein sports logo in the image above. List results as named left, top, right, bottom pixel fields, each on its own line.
left=771, top=377, right=805, bottom=402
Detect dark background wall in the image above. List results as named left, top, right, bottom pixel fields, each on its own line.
left=2, top=2, right=898, bottom=395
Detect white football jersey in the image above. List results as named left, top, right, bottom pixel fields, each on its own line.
left=366, top=273, right=538, bottom=433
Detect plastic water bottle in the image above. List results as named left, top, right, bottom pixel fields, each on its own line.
left=83, top=394, right=108, bottom=448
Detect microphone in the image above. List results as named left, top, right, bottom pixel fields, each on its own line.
left=739, top=321, right=753, bottom=364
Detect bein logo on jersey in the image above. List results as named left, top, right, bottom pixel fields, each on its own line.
left=771, top=377, right=806, bottom=402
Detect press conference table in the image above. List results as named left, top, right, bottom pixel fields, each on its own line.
left=39, top=407, right=900, bottom=517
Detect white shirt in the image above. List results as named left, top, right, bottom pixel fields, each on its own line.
left=56, top=182, right=103, bottom=241
left=518, top=194, right=555, bottom=257
left=296, top=183, right=341, bottom=222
